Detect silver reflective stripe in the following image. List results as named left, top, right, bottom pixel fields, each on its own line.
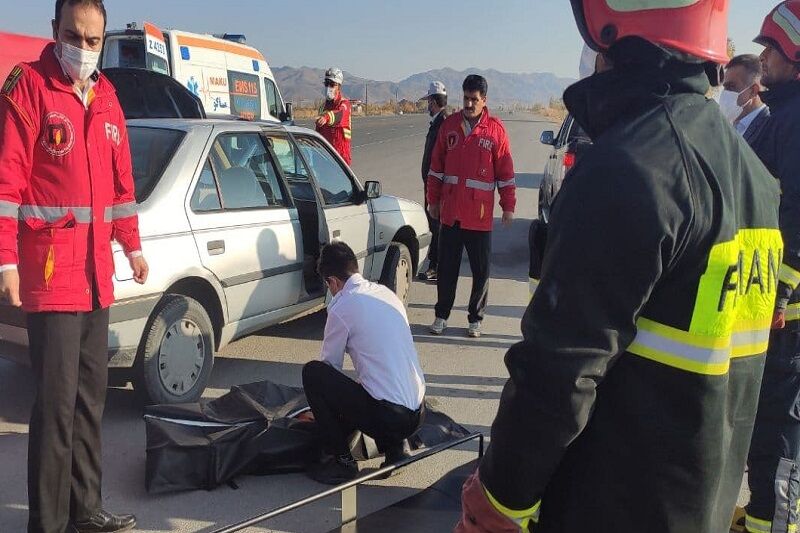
left=19, top=205, right=92, bottom=224
left=772, top=458, right=796, bottom=532
left=465, top=179, right=495, bottom=191
left=731, top=328, right=771, bottom=348
left=497, top=178, right=516, bottom=189
left=428, top=171, right=444, bottom=181
left=0, top=200, right=20, bottom=218
left=632, top=329, right=730, bottom=366
left=777, top=4, right=800, bottom=45
left=105, top=202, right=137, bottom=222
left=443, top=175, right=459, bottom=185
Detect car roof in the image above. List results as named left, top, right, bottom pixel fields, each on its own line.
left=126, top=118, right=319, bottom=138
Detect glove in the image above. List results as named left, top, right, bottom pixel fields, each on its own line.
left=772, top=310, right=786, bottom=330
left=454, top=470, right=524, bottom=533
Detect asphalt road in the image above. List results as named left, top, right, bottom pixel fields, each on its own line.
left=0, top=111, right=553, bottom=532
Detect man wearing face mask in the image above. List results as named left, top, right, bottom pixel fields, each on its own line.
left=316, top=68, right=352, bottom=165
left=741, top=2, right=800, bottom=532
left=418, top=81, right=448, bottom=282
left=456, top=1, right=781, bottom=532
left=721, top=54, right=769, bottom=143
left=0, top=1, right=147, bottom=532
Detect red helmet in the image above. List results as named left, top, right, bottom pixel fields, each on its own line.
left=570, top=0, right=730, bottom=64
left=755, top=1, right=800, bottom=63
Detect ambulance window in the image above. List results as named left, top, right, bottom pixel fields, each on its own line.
left=103, top=37, right=146, bottom=69
left=295, top=137, right=355, bottom=206
left=264, top=78, right=281, bottom=119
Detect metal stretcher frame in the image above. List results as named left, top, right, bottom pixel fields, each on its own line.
left=210, top=432, right=485, bottom=533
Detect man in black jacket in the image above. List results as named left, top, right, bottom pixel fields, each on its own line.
left=744, top=2, right=800, bottom=531
left=455, top=1, right=782, bottom=532
left=722, top=54, right=770, bottom=145
left=418, top=81, right=447, bottom=282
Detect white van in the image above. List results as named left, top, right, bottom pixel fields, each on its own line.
left=101, top=22, right=291, bottom=122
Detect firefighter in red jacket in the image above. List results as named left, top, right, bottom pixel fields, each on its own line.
left=316, top=67, right=352, bottom=165
left=426, top=74, right=516, bottom=339
left=0, top=1, right=147, bottom=531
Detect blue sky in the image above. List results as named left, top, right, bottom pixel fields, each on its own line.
left=2, top=1, right=778, bottom=81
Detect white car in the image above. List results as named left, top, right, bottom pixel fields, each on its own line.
left=0, top=117, right=431, bottom=404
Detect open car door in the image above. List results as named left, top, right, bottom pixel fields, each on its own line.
left=103, top=68, right=206, bottom=119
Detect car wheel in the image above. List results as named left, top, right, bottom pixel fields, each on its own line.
left=380, top=242, right=413, bottom=306
left=133, top=294, right=214, bottom=405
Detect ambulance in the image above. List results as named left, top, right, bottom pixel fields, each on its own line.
left=101, top=22, right=291, bottom=122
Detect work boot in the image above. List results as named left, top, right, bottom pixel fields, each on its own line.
left=418, top=268, right=437, bottom=282
left=72, top=509, right=136, bottom=532
left=307, top=453, right=358, bottom=485
left=430, top=318, right=447, bottom=335
left=468, top=321, right=482, bottom=338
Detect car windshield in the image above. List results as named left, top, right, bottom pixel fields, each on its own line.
left=128, top=127, right=185, bottom=202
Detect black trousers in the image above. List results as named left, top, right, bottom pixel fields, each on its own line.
left=747, top=323, right=800, bottom=530
left=27, top=307, right=110, bottom=533
left=423, top=181, right=439, bottom=270
left=435, top=222, right=492, bottom=323
left=302, top=361, right=422, bottom=456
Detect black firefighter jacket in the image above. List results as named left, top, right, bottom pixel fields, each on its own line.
left=479, top=61, right=782, bottom=533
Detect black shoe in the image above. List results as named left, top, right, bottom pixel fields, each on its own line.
left=418, top=268, right=437, bottom=282
left=307, top=453, right=358, bottom=485
left=377, top=442, right=412, bottom=479
left=72, top=509, right=136, bottom=533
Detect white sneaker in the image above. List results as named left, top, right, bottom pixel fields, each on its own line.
left=468, top=322, right=482, bottom=338
left=430, top=318, right=447, bottom=335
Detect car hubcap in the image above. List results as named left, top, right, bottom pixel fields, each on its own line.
left=396, top=256, right=411, bottom=302
left=158, top=318, right=205, bottom=396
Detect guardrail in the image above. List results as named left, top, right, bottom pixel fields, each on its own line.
left=210, top=432, right=484, bottom=533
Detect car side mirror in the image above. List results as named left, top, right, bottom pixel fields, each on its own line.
left=365, top=181, right=382, bottom=200
left=280, top=102, right=294, bottom=123
left=540, top=130, right=555, bottom=146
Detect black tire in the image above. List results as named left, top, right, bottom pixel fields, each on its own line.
left=133, top=294, right=214, bottom=405
left=380, top=242, right=413, bottom=306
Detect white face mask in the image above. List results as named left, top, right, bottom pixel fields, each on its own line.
left=58, top=41, right=100, bottom=82
left=325, top=86, right=337, bottom=100
left=718, top=88, right=751, bottom=124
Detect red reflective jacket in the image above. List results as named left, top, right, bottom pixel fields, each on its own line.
left=316, top=95, right=352, bottom=164
left=0, top=44, right=141, bottom=312
left=426, top=109, right=516, bottom=232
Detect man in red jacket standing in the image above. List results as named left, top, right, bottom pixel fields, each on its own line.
left=427, top=74, right=516, bottom=338
left=316, top=67, right=352, bottom=165
left=0, top=1, right=148, bottom=531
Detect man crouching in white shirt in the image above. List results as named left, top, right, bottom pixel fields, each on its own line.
left=302, top=242, right=426, bottom=485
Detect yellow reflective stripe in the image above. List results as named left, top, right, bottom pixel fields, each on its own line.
left=483, top=485, right=540, bottom=526
left=343, top=128, right=352, bottom=139
left=628, top=317, right=770, bottom=376
left=789, top=303, right=800, bottom=322
left=790, top=524, right=798, bottom=533
left=745, top=514, right=772, bottom=533
left=780, top=263, right=800, bottom=289
left=327, top=111, right=335, bottom=125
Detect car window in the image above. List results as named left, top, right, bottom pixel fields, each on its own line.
left=190, top=159, right=222, bottom=212
left=556, top=117, right=573, bottom=148
left=264, top=78, right=281, bottom=119
left=295, top=137, right=356, bottom=206
left=206, top=133, right=287, bottom=209
left=128, top=126, right=185, bottom=202
left=267, top=135, right=310, bottom=179
left=567, top=120, right=590, bottom=143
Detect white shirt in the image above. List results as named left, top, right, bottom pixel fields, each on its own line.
left=320, top=274, right=425, bottom=410
left=735, top=105, right=767, bottom=136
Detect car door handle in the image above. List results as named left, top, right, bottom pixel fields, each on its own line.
left=207, top=240, right=225, bottom=256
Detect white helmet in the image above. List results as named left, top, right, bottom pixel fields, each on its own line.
left=325, top=68, right=344, bottom=85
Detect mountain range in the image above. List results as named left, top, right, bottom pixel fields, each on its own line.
left=272, top=66, right=575, bottom=106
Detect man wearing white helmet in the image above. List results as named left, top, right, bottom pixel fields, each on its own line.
left=316, top=68, right=352, bottom=165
